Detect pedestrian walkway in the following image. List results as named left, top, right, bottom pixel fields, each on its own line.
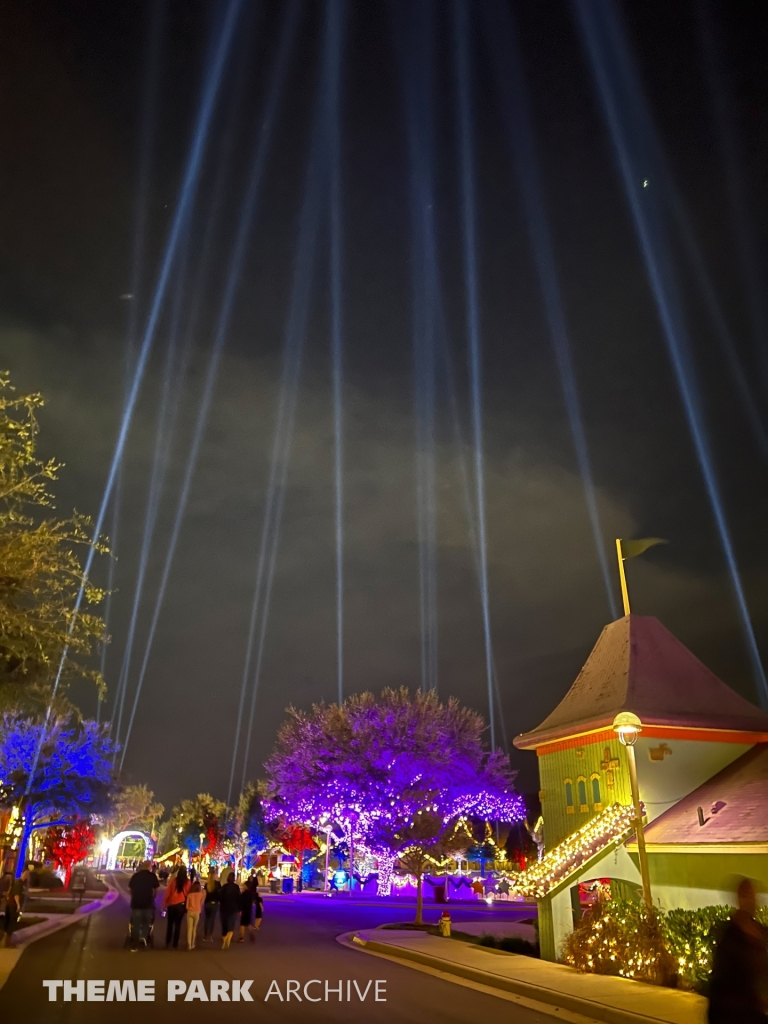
left=345, top=929, right=707, bottom=1024
left=0, top=883, right=120, bottom=993
left=0, top=950, right=21, bottom=993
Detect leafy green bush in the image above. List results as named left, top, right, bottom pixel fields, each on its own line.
left=563, top=899, right=768, bottom=992
left=664, top=905, right=768, bottom=992
left=29, top=867, right=63, bottom=889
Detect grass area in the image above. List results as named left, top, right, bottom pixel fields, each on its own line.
left=84, top=873, right=107, bottom=893
left=30, top=889, right=99, bottom=899
left=377, top=920, right=539, bottom=956
left=12, top=916, right=47, bottom=931
left=474, top=933, right=539, bottom=957
left=379, top=922, right=433, bottom=931
left=25, top=900, right=92, bottom=914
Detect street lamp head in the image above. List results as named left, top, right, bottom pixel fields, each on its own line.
left=242, top=831, right=248, bottom=840
left=613, top=711, right=642, bottom=747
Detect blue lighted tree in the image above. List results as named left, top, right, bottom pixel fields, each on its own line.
left=237, top=782, right=269, bottom=867
left=168, top=793, right=226, bottom=856
left=0, top=713, right=115, bottom=874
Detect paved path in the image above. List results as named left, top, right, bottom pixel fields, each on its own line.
left=0, top=874, right=556, bottom=1023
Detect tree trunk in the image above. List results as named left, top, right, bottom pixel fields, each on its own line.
left=376, top=852, right=396, bottom=896
left=15, top=813, right=33, bottom=878
left=415, top=869, right=424, bottom=925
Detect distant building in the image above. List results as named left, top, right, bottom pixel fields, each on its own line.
left=0, top=804, right=23, bottom=874
left=514, top=614, right=768, bottom=960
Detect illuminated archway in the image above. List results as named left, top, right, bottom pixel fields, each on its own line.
left=106, top=830, right=153, bottom=871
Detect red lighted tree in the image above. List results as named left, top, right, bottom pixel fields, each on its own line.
left=283, top=824, right=317, bottom=888
left=44, top=820, right=95, bottom=887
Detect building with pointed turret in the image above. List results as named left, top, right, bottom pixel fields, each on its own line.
left=514, top=614, right=768, bottom=960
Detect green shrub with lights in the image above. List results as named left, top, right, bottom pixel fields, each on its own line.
left=562, top=898, right=768, bottom=991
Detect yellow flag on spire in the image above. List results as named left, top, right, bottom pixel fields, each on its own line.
left=616, top=538, right=668, bottom=616
left=621, top=537, right=668, bottom=560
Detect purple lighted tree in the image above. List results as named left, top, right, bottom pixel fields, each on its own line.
left=266, top=688, right=523, bottom=913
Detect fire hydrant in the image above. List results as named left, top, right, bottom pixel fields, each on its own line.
left=438, top=911, right=451, bottom=937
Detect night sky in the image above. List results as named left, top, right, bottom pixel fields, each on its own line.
left=1, top=0, right=767, bottom=810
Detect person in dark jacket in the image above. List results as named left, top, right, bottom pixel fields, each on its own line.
left=253, top=885, right=264, bottom=933
left=219, top=872, right=240, bottom=949
left=202, top=871, right=220, bottom=942
left=128, top=861, right=159, bottom=949
left=2, top=868, right=29, bottom=948
left=708, top=878, right=768, bottom=1024
left=238, top=878, right=256, bottom=943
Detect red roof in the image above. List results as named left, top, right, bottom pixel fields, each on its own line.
left=515, top=615, right=768, bottom=750
left=638, top=745, right=768, bottom=845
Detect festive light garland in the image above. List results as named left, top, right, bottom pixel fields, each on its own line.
left=398, top=845, right=457, bottom=869
left=512, top=803, right=640, bottom=898
left=265, top=788, right=523, bottom=896
left=391, top=873, right=418, bottom=888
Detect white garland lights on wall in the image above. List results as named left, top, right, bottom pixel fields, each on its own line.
left=512, top=803, right=640, bottom=899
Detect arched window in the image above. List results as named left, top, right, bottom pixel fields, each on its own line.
left=577, top=777, right=588, bottom=812
left=591, top=774, right=602, bottom=812
left=564, top=779, right=574, bottom=814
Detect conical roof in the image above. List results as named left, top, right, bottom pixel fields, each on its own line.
left=514, top=615, right=768, bottom=750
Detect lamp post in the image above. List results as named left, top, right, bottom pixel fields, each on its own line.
left=100, top=837, right=111, bottom=874
left=613, top=712, right=653, bottom=908
left=240, top=832, right=248, bottom=879
left=323, top=826, right=332, bottom=893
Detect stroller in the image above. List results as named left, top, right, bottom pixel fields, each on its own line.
left=124, top=909, right=155, bottom=949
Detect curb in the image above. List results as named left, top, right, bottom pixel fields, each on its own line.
left=0, top=882, right=122, bottom=993
left=339, top=932, right=701, bottom=1024
left=11, top=889, right=119, bottom=950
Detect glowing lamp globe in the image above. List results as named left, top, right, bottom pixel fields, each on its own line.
left=613, top=712, right=642, bottom=747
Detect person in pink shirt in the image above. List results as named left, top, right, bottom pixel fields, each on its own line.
left=185, top=880, right=205, bottom=950
left=162, top=865, right=191, bottom=949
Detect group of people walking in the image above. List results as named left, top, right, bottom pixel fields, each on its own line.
left=128, top=861, right=263, bottom=951
left=0, top=866, right=29, bottom=947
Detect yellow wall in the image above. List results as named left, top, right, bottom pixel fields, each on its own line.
left=537, top=735, right=751, bottom=850
left=537, top=737, right=631, bottom=848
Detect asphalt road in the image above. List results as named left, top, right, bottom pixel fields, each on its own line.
left=0, top=875, right=556, bottom=1023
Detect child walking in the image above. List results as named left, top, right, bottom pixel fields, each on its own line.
left=186, top=879, right=205, bottom=950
